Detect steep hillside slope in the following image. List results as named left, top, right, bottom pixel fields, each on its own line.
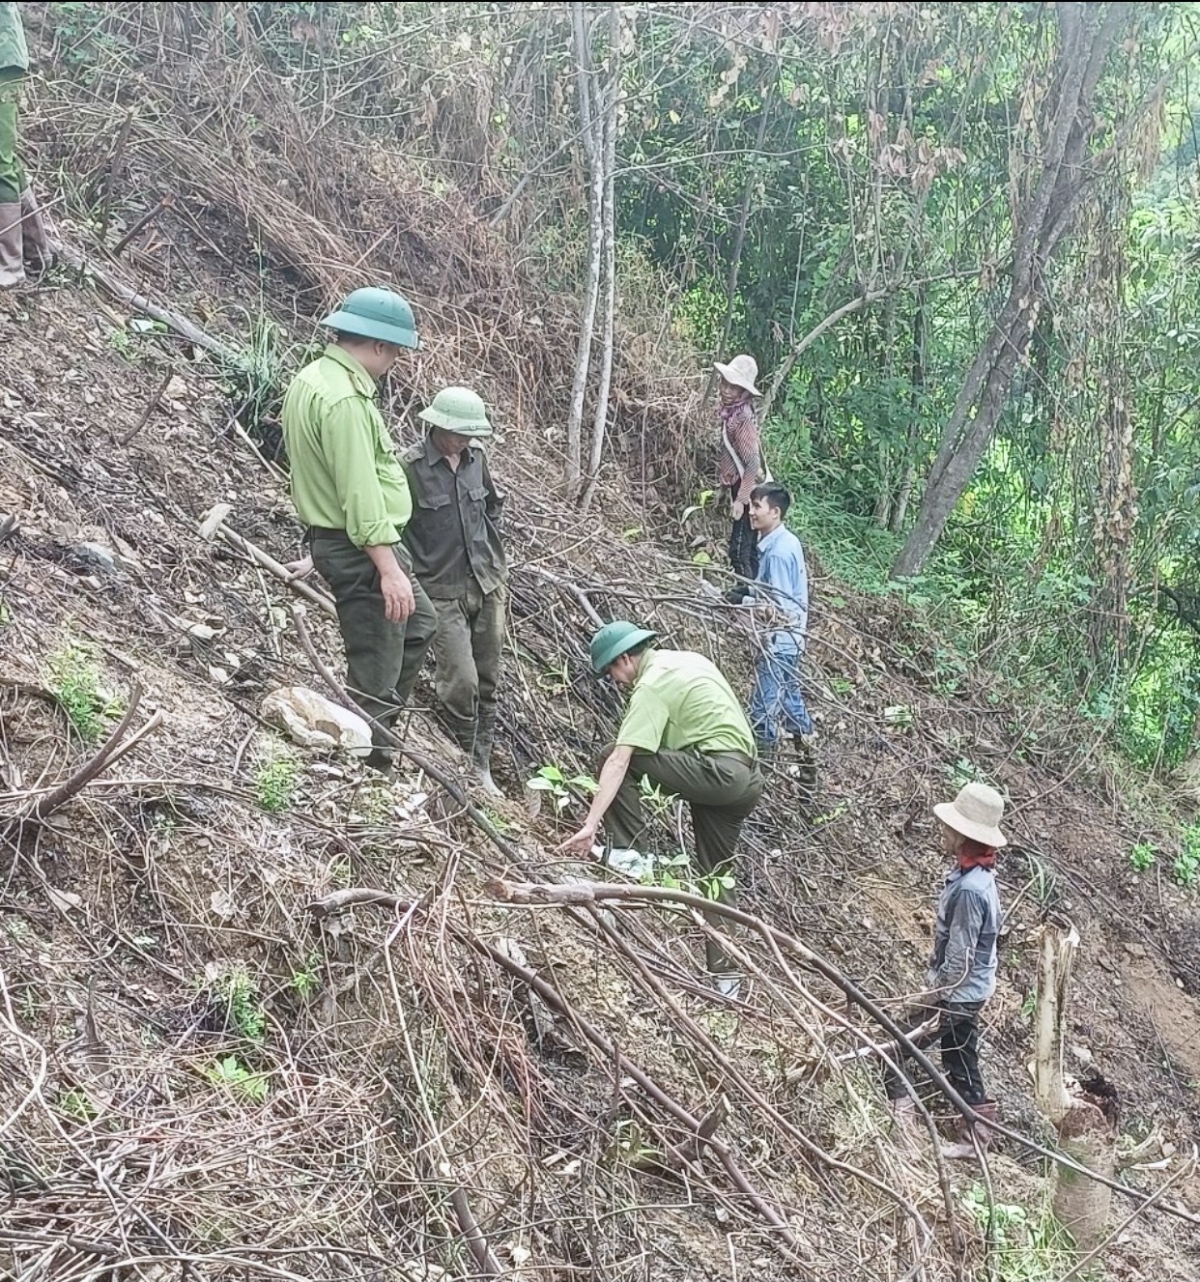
left=2, top=8, right=1200, bottom=1281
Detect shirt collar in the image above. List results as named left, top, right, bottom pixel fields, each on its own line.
left=629, top=647, right=658, bottom=690
left=757, top=523, right=787, bottom=552
left=422, top=430, right=474, bottom=469
left=322, top=343, right=378, bottom=396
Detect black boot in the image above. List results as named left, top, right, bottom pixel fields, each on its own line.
left=792, top=732, right=817, bottom=808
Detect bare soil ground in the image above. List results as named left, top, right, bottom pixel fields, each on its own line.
left=3, top=272, right=1200, bottom=1281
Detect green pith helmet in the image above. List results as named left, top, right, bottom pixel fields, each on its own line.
left=418, top=385, right=493, bottom=437
left=321, top=286, right=420, bottom=349
left=590, top=620, right=658, bottom=673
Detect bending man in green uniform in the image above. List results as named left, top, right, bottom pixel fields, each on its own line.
left=401, top=387, right=507, bottom=796
left=1, top=1, right=54, bottom=288
left=558, top=621, right=763, bottom=995
left=280, top=286, right=437, bottom=773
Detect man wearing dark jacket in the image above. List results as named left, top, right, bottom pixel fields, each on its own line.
left=401, top=386, right=507, bottom=795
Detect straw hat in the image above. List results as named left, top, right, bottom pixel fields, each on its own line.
left=933, top=782, right=1007, bottom=848
left=713, top=353, right=761, bottom=396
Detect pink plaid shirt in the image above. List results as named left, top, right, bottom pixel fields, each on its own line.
left=717, top=399, right=762, bottom=503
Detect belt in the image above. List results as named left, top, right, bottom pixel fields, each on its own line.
left=707, top=749, right=757, bottom=769
left=306, top=525, right=351, bottom=540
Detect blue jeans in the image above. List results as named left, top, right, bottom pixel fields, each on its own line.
left=749, top=649, right=812, bottom=744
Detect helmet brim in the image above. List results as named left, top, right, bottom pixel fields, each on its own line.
left=418, top=405, right=493, bottom=436
left=321, top=308, right=420, bottom=350
left=592, top=627, right=658, bottom=673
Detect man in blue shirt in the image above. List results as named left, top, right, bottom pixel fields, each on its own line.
left=742, top=483, right=817, bottom=800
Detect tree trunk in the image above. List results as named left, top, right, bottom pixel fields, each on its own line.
left=1033, top=922, right=1119, bottom=1254
left=564, top=2, right=604, bottom=488
left=580, top=4, right=621, bottom=510
left=890, top=289, right=927, bottom=533
left=703, top=77, right=774, bottom=404
left=891, top=3, right=1130, bottom=577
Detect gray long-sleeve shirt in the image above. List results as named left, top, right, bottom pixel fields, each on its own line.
left=926, top=865, right=1000, bottom=1005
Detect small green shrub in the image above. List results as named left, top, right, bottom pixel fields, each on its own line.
left=58, top=1087, right=97, bottom=1121
left=1129, top=841, right=1156, bottom=873
left=638, top=776, right=679, bottom=820
left=289, top=951, right=321, bottom=999
left=207, top=1055, right=269, bottom=1103
left=213, top=964, right=266, bottom=1042
left=45, top=645, right=110, bottom=744
left=255, top=747, right=299, bottom=814
left=1173, top=824, right=1200, bottom=888
left=960, top=1185, right=1073, bottom=1282
left=526, top=764, right=598, bottom=813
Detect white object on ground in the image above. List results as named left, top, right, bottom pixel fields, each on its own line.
left=715, top=973, right=742, bottom=1000
left=260, top=686, right=372, bottom=755
left=605, top=846, right=654, bottom=879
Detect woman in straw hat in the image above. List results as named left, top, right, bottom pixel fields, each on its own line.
left=713, top=353, right=766, bottom=603
left=884, top=781, right=1005, bottom=1159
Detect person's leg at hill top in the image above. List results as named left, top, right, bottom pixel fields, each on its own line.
left=431, top=582, right=505, bottom=794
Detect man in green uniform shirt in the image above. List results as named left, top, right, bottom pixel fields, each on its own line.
left=401, top=386, right=507, bottom=796
left=281, top=286, right=437, bottom=771
left=1, top=1, right=54, bottom=288
left=559, top=621, right=763, bottom=992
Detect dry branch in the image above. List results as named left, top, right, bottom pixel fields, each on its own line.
left=3, top=684, right=163, bottom=833
left=484, top=877, right=1200, bottom=1227
left=307, top=885, right=816, bottom=1270
left=58, top=243, right=235, bottom=360
left=199, top=506, right=337, bottom=617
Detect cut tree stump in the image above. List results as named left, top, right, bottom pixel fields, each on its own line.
left=1033, top=921, right=1120, bottom=1251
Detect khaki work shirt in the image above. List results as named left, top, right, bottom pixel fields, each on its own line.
left=400, top=433, right=506, bottom=600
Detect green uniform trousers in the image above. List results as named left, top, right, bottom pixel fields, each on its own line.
left=601, top=745, right=763, bottom=974
left=310, top=530, right=438, bottom=747
left=430, top=582, right=505, bottom=751
left=0, top=73, right=25, bottom=205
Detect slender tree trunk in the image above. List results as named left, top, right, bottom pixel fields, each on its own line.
left=891, top=3, right=1129, bottom=577
left=703, top=78, right=774, bottom=403
left=580, top=5, right=621, bottom=510
left=890, top=289, right=927, bottom=533
left=564, top=2, right=604, bottom=488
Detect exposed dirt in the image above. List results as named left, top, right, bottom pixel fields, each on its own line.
left=2, top=10, right=1200, bottom=1277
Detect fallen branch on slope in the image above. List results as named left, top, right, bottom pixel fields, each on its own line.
left=3, top=684, right=164, bottom=836
left=307, top=886, right=816, bottom=1272
left=484, top=877, right=1200, bottom=1229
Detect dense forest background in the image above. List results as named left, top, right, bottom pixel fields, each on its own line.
left=41, top=0, right=1200, bottom=769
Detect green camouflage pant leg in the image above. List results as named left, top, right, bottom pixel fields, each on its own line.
left=431, top=583, right=505, bottom=728
left=311, top=534, right=437, bottom=747
left=0, top=95, right=24, bottom=204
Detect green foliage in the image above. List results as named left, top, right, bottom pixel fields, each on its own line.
left=212, top=964, right=267, bottom=1043
left=289, top=951, right=322, bottom=999
left=1129, top=841, right=1157, bottom=873
left=222, top=309, right=291, bottom=451
left=648, top=851, right=692, bottom=891
left=638, top=776, right=679, bottom=820
left=527, top=764, right=598, bottom=813
left=1173, top=824, right=1200, bottom=888
left=255, top=746, right=299, bottom=814
left=959, top=1186, right=1074, bottom=1282
left=207, top=1055, right=269, bottom=1104
left=947, top=757, right=987, bottom=792
left=45, top=645, right=112, bottom=744
left=58, top=1087, right=97, bottom=1121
